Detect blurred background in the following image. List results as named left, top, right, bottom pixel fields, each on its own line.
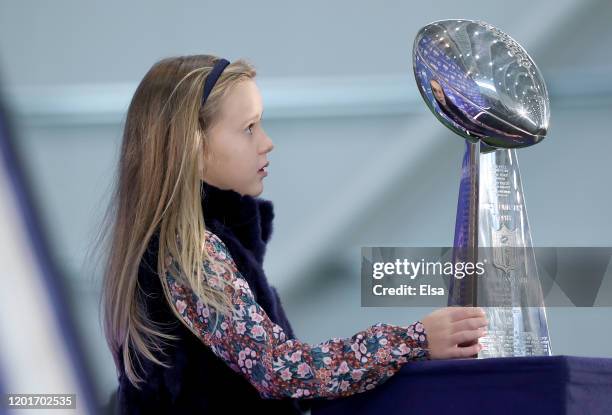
left=0, top=0, right=611, bottom=412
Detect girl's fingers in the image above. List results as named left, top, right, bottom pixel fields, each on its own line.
left=454, top=342, right=483, bottom=358
left=451, top=317, right=488, bottom=334
left=449, top=307, right=485, bottom=322
left=450, top=328, right=486, bottom=345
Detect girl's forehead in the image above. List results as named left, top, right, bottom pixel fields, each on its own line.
left=219, top=80, right=263, bottom=121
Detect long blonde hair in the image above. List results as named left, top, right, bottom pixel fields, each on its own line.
left=99, top=55, right=256, bottom=389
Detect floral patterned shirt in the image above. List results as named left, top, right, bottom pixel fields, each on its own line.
left=164, top=230, right=430, bottom=400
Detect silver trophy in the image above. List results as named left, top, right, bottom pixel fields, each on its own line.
left=413, top=19, right=552, bottom=357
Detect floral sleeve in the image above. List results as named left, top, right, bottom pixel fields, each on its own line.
left=164, top=230, right=430, bottom=399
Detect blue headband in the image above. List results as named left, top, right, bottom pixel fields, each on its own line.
left=201, top=58, right=230, bottom=107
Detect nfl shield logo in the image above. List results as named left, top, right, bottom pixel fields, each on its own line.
left=492, top=223, right=519, bottom=274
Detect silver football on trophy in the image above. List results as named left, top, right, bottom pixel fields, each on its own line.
left=413, top=19, right=550, bottom=149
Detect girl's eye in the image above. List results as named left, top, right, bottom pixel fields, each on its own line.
left=246, top=123, right=255, bottom=134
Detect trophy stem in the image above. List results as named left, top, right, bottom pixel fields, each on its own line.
left=449, top=146, right=552, bottom=357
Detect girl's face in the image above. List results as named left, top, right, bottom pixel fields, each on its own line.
left=430, top=79, right=447, bottom=107
left=200, top=79, right=273, bottom=197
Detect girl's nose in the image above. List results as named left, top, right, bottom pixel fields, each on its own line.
left=261, top=132, right=274, bottom=153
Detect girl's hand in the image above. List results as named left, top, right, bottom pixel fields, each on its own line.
left=421, top=307, right=488, bottom=359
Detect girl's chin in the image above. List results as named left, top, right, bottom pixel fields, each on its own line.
left=250, top=181, right=264, bottom=197
left=237, top=181, right=263, bottom=197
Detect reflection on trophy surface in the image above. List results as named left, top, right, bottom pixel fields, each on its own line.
left=413, top=19, right=552, bottom=357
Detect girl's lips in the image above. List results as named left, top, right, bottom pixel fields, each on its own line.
left=258, top=162, right=269, bottom=176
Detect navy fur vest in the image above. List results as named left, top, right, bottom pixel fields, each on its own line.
left=116, top=181, right=309, bottom=414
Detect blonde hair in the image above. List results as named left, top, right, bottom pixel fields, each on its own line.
left=99, top=55, right=256, bottom=389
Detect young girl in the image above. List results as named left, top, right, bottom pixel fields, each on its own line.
left=101, top=55, right=488, bottom=414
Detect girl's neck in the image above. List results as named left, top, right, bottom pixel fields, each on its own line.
left=201, top=180, right=275, bottom=264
